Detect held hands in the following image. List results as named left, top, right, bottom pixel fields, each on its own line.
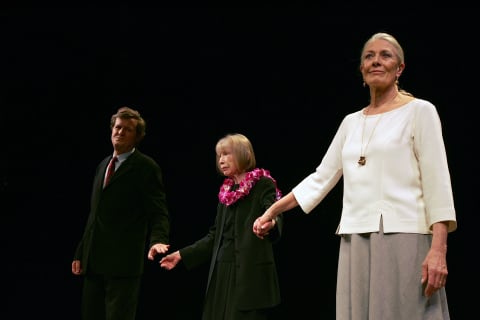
left=159, top=250, right=181, bottom=270
left=421, top=247, right=448, bottom=298
left=253, top=215, right=276, bottom=239
left=147, top=243, right=170, bottom=260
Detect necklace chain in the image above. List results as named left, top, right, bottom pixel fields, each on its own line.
left=358, top=92, right=399, bottom=166
left=358, top=109, right=383, bottom=166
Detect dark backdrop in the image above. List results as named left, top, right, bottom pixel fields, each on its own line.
left=2, top=5, right=474, bottom=319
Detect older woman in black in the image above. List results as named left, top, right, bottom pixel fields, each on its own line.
left=160, top=133, right=283, bottom=320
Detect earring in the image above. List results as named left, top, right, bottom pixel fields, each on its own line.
left=363, top=81, right=366, bottom=87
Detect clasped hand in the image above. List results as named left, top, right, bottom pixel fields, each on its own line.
left=253, top=215, right=275, bottom=239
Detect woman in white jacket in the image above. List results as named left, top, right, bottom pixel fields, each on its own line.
left=253, top=32, right=457, bottom=320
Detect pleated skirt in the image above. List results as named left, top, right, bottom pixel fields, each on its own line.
left=336, top=225, right=450, bottom=320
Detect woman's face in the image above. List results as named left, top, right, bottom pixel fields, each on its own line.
left=360, top=39, right=403, bottom=90
left=217, top=146, right=239, bottom=177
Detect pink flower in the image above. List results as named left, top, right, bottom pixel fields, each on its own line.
left=218, top=168, right=282, bottom=206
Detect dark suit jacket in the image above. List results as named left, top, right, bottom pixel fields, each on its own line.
left=74, top=149, right=170, bottom=277
left=180, top=177, right=283, bottom=310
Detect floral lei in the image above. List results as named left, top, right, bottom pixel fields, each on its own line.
left=218, top=168, right=282, bottom=206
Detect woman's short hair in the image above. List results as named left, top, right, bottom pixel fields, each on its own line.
left=215, top=133, right=256, bottom=174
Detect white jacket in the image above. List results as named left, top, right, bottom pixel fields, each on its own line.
left=292, top=98, right=457, bottom=234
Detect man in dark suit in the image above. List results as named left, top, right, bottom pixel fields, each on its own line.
left=72, top=106, right=170, bottom=320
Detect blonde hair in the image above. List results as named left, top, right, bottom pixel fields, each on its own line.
left=360, top=32, right=413, bottom=97
left=360, top=32, right=405, bottom=66
left=215, top=133, right=256, bottom=174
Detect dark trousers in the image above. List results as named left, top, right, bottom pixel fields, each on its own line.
left=81, top=274, right=142, bottom=320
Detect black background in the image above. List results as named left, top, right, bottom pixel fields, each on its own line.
left=2, top=5, right=474, bottom=319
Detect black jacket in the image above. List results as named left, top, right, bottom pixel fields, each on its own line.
left=74, top=149, right=170, bottom=276
left=180, top=177, right=283, bottom=310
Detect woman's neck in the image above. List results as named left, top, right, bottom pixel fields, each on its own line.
left=233, top=172, right=246, bottom=184
left=369, top=88, right=398, bottom=107
left=365, top=88, right=410, bottom=115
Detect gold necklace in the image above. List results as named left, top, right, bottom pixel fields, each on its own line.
left=358, top=108, right=383, bottom=166
left=358, top=92, right=399, bottom=166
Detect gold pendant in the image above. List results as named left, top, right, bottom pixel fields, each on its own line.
left=358, top=156, right=366, bottom=166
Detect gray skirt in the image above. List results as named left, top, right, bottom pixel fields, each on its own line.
left=336, top=225, right=450, bottom=320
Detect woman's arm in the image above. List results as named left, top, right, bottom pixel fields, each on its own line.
left=253, top=192, right=298, bottom=238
